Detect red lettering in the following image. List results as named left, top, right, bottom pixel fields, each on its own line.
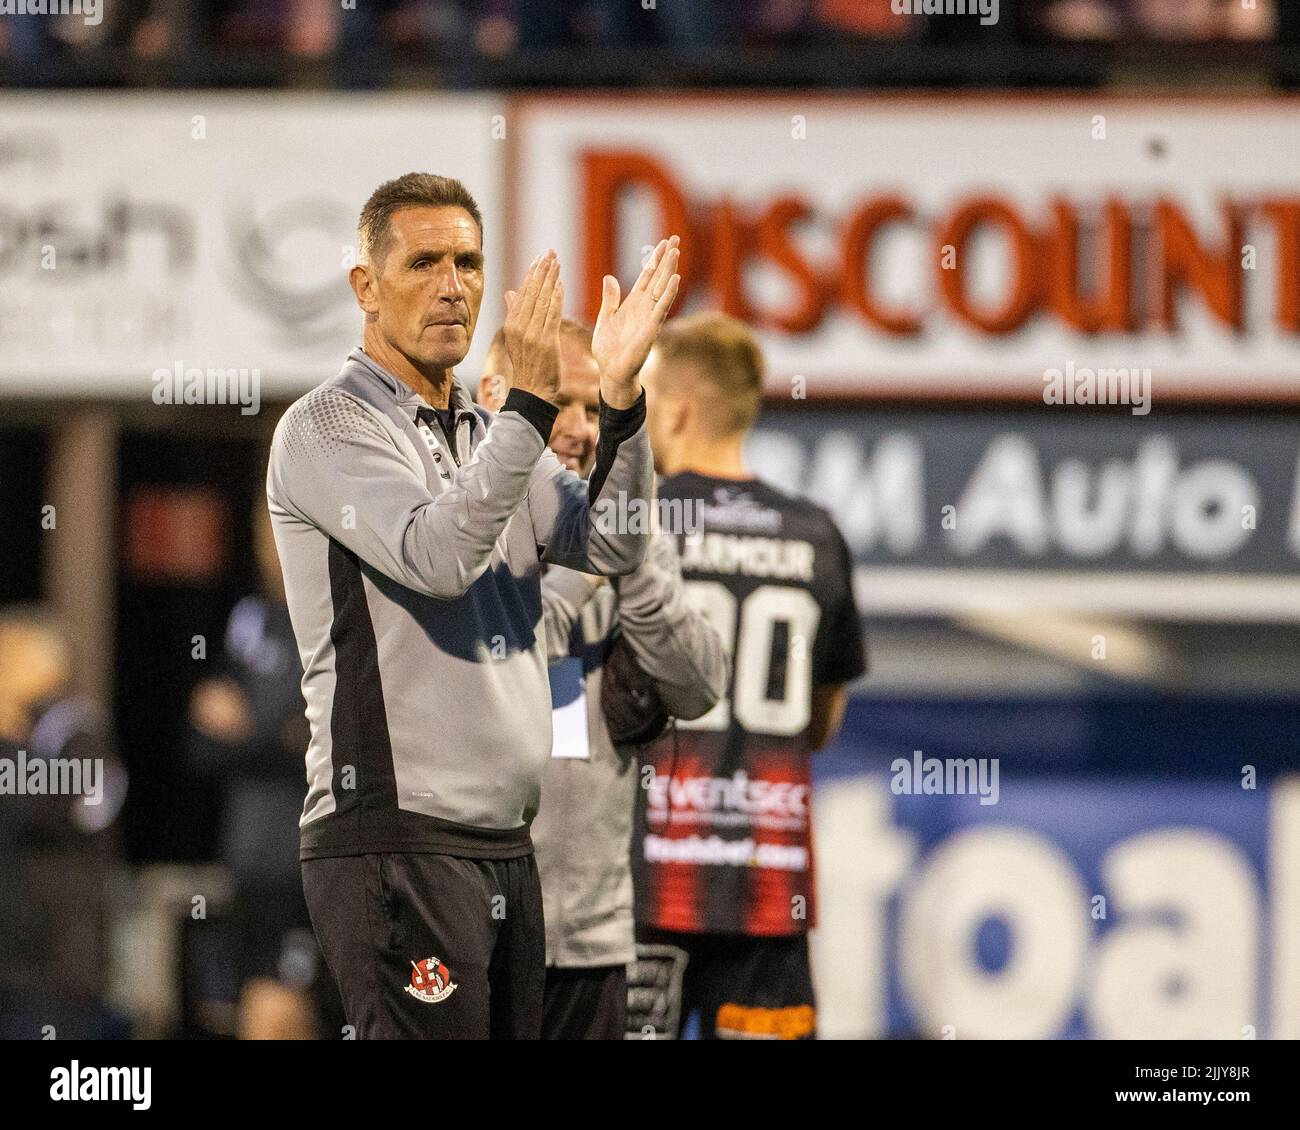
left=1155, top=199, right=1242, bottom=330
left=841, top=196, right=921, bottom=335
left=579, top=150, right=692, bottom=322
left=1262, top=199, right=1300, bottom=332
left=1046, top=199, right=1133, bottom=333
left=935, top=197, right=1042, bottom=334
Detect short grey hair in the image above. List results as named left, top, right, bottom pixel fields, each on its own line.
left=356, top=173, right=484, bottom=270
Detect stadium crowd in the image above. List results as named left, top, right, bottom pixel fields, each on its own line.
left=0, top=0, right=1282, bottom=89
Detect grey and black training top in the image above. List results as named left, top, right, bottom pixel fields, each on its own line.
left=266, top=347, right=652, bottom=861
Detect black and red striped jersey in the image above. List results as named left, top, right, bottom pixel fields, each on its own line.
left=632, top=471, right=867, bottom=936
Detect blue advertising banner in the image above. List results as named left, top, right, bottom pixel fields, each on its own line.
left=748, top=409, right=1300, bottom=576
left=810, top=702, right=1300, bottom=1040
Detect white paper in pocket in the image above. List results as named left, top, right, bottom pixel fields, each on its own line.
left=548, top=657, right=590, bottom=760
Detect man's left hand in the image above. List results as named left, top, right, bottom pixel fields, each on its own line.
left=592, top=235, right=681, bottom=408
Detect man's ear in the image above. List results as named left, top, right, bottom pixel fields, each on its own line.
left=349, top=263, right=379, bottom=315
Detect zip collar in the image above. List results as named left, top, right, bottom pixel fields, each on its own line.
left=348, top=346, right=480, bottom=434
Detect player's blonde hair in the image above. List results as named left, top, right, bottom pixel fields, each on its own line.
left=652, top=312, right=765, bottom=437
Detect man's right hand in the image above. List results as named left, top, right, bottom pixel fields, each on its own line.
left=503, top=250, right=564, bottom=404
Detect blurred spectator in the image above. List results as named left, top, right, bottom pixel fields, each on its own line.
left=1034, top=0, right=1275, bottom=41
left=817, top=0, right=918, bottom=39
left=221, top=0, right=341, bottom=54
left=0, top=605, right=128, bottom=1040
left=505, top=0, right=627, bottom=49
left=0, top=0, right=1282, bottom=85
left=286, top=0, right=338, bottom=57
left=185, top=500, right=341, bottom=1039
left=506, top=0, right=810, bottom=51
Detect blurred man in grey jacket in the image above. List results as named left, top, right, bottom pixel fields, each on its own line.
left=479, top=324, right=728, bottom=1040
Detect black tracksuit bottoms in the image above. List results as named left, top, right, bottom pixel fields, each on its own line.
left=302, top=851, right=545, bottom=1039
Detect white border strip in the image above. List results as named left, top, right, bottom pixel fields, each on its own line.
left=854, top=568, right=1300, bottom=622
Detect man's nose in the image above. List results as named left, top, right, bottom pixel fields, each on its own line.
left=433, top=261, right=467, bottom=300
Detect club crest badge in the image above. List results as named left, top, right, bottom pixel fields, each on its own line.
left=405, top=956, right=457, bottom=1004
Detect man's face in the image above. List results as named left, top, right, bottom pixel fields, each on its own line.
left=549, top=336, right=601, bottom=474
left=369, top=205, right=484, bottom=370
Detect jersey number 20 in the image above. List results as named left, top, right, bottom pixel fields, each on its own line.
left=679, top=582, right=821, bottom=737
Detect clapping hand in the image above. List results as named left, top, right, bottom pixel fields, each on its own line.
left=592, top=236, right=681, bottom=409
left=503, top=249, right=564, bottom=404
